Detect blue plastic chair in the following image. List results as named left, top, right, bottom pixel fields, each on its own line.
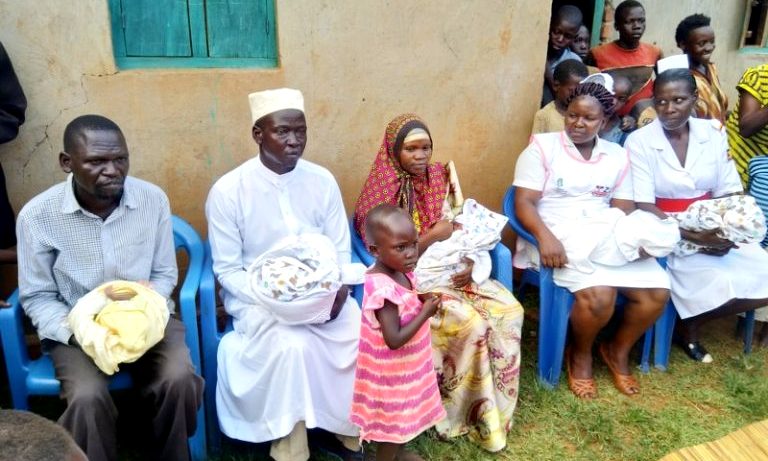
left=502, top=186, right=679, bottom=388
left=348, top=218, right=515, bottom=293
left=200, top=237, right=365, bottom=452
left=0, top=215, right=207, bottom=461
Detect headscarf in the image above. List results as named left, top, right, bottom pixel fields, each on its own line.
left=353, top=114, right=448, bottom=243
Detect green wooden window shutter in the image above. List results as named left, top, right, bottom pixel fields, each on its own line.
left=108, top=0, right=277, bottom=68
left=120, top=0, right=192, bottom=57
left=205, top=0, right=275, bottom=59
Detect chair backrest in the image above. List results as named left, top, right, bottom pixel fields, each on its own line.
left=349, top=218, right=375, bottom=266
left=502, top=185, right=538, bottom=246
left=171, top=215, right=204, bottom=375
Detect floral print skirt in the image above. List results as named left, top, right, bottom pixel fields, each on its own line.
left=430, top=279, right=524, bottom=452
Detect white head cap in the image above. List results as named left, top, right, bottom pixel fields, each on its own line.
left=580, top=73, right=615, bottom=94
left=248, top=88, right=305, bottom=125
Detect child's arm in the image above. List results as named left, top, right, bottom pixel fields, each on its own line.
left=375, top=295, right=441, bottom=350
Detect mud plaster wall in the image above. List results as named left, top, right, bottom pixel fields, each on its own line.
left=0, top=0, right=549, bottom=242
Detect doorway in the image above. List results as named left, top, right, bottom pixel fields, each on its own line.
left=550, top=0, right=606, bottom=47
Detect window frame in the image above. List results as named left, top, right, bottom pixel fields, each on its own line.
left=107, top=0, right=278, bottom=69
left=739, top=0, right=768, bottom=54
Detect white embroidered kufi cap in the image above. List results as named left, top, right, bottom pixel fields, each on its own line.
left=248, top=88, right=305, bottom=124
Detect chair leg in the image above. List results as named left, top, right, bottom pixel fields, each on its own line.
left=188, top=405, right=207, bottom=461
left=537, top=270, right=555, bottom=389
left=640, top=327, right=653, bottom=373
left=744, top=310, right=756, bottom=355
left=547, top=287, right=573, bottom=388
left=653, top=302, right=677, bottom=371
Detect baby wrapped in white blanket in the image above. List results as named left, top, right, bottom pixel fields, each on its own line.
left=672, top=195, right=767, bottom=256
left=68, top=281, right=169, bottom=375
left=246, top=233, right=366, bottom=326
left=415, top=199, right=507, bottom=292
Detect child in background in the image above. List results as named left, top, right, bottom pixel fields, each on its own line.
left=350, top=205, right=446, bottom=461
left=599, top=74, right=636, bottom=144
left=570, top=25, right=600, bottom=75
left=587, top=0, right=662, bottom=116
left=676, top=14, right=727, bottom=123
left=533, top=59, right=589, bottom=135
left=542, top=5, right=583, bottom=107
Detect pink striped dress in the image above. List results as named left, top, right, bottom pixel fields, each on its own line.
left=350, top=272, right=446, bottom=443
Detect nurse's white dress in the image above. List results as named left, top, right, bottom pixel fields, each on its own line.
left=513, top=131, right=669, bottom=292
left=627, top=118, right=768, bottom=319
left=205, top=157, right=360, bottom=442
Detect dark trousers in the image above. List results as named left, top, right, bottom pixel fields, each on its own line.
left=44, top=318, right=204, bottom=461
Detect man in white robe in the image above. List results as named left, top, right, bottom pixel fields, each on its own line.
left=205, top=88, right=361, bottom=461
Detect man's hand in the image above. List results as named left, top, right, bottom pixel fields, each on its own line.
left=328, top=285, right=349, bottom=321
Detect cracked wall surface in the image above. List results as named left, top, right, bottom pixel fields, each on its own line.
left=0, top=0, right=548, bottom=238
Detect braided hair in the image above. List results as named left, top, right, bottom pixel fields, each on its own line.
left=564, top=82, right=616, bottom=117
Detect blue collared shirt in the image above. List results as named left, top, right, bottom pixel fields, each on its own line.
left=16, top=174, right=177, bottom=343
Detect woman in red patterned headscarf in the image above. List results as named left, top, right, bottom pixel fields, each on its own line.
left=353, top=113, right=450, bottom=244
left=353, top=114, right=524, bottom=453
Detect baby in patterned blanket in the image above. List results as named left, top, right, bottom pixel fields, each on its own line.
left=673, top=195, right=767, bottom=256
left=247, top=233, right=365, bottom=325
left=414, top=199, right=507, bottom=292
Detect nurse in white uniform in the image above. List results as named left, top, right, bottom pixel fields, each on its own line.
left=626, top=68, right=768, bottom=363
left=514, top=81, right=670, bottom=399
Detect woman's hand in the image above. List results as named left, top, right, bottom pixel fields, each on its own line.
left=682, top=228, right=735, bottom=256
left=450, top=257, right=474, bottom=288
left=429, top=220, right=454, bottom=241
left=538, top=234, right=568, bottom=268
left=418, top=219, right=454, bottom=254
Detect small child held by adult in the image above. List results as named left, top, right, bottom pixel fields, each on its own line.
left=533, top=59, right=588, bottom=135
left=350, top=205, right=446, bottom=461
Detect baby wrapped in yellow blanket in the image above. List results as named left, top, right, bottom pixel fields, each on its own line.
left=68, top=281, right=169, bottom=375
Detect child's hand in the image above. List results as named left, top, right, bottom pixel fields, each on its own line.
left=421, top=293, right=442, bottom=317
left=620, top=115, right=637, bottom=131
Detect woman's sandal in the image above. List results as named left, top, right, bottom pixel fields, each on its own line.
left=599, top=343, right=640, bottom=396
left=565, top=347, right=597, bottom=399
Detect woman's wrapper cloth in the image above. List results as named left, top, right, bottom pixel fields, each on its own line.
left=673, top=195, right=767, bottom=256
left=414, top=199, right=507, bottom=292
left=247, top=233, right=366, bottom=326
left=68, top=281, right=170, bottom=375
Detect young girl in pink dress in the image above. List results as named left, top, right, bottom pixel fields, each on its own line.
left=350, top=204, right=446, bottom=461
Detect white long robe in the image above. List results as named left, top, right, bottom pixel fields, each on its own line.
left=627, top=118, right=768, bottom=319
left=205, top=156, right=360, bottom=442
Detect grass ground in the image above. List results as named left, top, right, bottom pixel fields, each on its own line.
left=5, top=297, right=767, bottom=461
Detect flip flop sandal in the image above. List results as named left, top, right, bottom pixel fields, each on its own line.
left=565, top=347, right=597, bottom=399
left=599, top=343, right=640, bottom=396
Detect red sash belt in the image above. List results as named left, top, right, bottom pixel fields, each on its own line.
left=655, top=192, right=712, bottom=213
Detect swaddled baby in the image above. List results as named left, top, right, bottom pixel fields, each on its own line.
left=415, top=199, right=507, bottom=292
left=247, top=233, right=365, bottom=325
left=673, top=195, right=767, bottom=256
left=68, top=281, right=169, bottom=375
